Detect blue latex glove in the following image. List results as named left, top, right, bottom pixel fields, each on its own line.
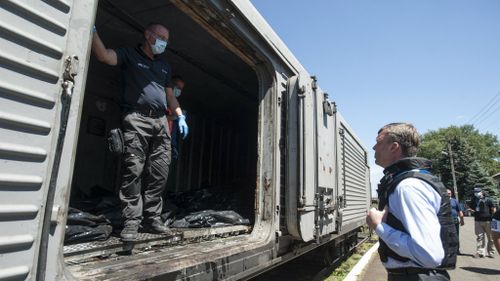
left=92, top=25, right=97, bottom=33
left=178, top=115, right=188, bottom=139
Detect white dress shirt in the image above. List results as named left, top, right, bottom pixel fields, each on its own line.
left=375, top=177, right=445, bottom=268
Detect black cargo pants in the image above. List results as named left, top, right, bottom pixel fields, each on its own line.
left=119, top=112, right=171, bottom=226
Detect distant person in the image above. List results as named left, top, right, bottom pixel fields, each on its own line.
left=166, top=75, right=186, bottom=160
left=468, top=187, right=496, bottom=258
left=92, top=23, right=188, bottom=241
left=366, top=123, right=457, bottom=281
left=447, top=189, right=464, bottom=255
left=492, top=208, right=500, bottom=255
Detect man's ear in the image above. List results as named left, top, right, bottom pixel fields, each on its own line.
left=390, top=141, right=400, bottom=153
left=144, top=30, right=151, bottom=41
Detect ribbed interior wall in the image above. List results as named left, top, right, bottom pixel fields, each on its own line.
left=166, top=114, right=257, bottom=193
left=339, top=124, right=368, bottom=226
left=0, top=0, right=71, bottom=279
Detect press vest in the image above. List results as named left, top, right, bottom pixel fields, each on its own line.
left=377, top=157, right=458, bottom=269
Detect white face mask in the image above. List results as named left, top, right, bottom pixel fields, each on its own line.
left=150, top=38, right=167, bottom=55
left=173, top=87, right=182, bottom=98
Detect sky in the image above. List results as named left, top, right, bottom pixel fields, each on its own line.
left=250, top=0, right=500, bottom=195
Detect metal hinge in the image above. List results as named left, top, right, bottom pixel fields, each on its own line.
left=323, top=93, right=333, bottom=116
left=297, top=206, right=315, bottom=212
left=299, top=85, right=306, bottom=94
left=311, top=75, right=317, bottom=90
left=50, top=205, right=61, bottom=225
left=63, top=55, right=79, bottom=82
left=62, top=55, right=79, bottom=98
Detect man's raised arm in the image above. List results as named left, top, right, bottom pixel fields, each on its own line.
left=92, top=27, right=118, bottom=66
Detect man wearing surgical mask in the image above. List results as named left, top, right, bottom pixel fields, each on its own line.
left=166, top=75, right=185, bottom=160
left=468, top=187, right=496, bottom=258
left=172, top=75, right=185, bottom=99
left=91, top=23, right=188, bottom=241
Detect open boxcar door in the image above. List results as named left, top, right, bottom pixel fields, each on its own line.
left=286, top=74, right=337, bottom=242
left=0, top=1, right=96, bottom=279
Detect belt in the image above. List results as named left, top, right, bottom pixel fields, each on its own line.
left=387, top=267, right=445, bottom=275
left=128, top=108, right=165, bottom=118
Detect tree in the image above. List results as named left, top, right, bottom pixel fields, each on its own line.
left=435, top=135, right=475, bottom=200
left=419, top=125, right=500, bottom=202
left=465, top=161, right=497, bottom=199
left=460, top=125, right=500, bottom=175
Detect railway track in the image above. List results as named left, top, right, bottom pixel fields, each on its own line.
left=312, top=234, right=371, bottom=281
left=250, top=231, right=372, bottom=281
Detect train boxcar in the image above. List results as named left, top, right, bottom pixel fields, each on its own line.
left=0, top=0, right=371, bottom=280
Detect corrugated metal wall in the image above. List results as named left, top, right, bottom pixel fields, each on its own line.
left=339, top=122, right=369, bottom=227
left=167, top=113, right=257, bottom=191
left=0, top=0, right=72, bottom=279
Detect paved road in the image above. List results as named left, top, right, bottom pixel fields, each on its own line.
left=360, top=216, right=500, bottom=281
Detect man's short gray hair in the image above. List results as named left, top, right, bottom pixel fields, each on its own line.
left=378, top=123, right=420, bottom=157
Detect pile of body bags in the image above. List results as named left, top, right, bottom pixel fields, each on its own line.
left=65, top=188, right=250, bottom=245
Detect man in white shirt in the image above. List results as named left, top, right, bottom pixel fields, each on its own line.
left=366, top=123, right=457, bottom=281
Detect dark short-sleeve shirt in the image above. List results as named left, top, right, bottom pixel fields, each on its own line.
left=115, top=46, right=172, bottom=111
left=450, top=198, right=461, bottom=218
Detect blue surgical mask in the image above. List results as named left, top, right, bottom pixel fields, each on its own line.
left=150, top=38, right=167, bottom=55
left=173, top=87, right=182, bottom=98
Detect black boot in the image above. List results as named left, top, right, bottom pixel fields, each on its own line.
left=145, top=219, right=171, bottom=234
left=120, top=221, right=139, bottom=241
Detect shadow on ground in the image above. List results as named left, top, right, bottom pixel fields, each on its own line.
left=460, top=267, right=500, bottom=275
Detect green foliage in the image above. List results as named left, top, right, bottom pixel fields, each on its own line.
left=326, top=253, right=362, bottom=280
left=324, top=237, right=377, bottom=281
left=465, top=161, right=497, bottom=198
left=419, top=125, right=500, bottom=202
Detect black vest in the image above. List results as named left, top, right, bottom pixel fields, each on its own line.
left=377, top=157, right=458, bottom=269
